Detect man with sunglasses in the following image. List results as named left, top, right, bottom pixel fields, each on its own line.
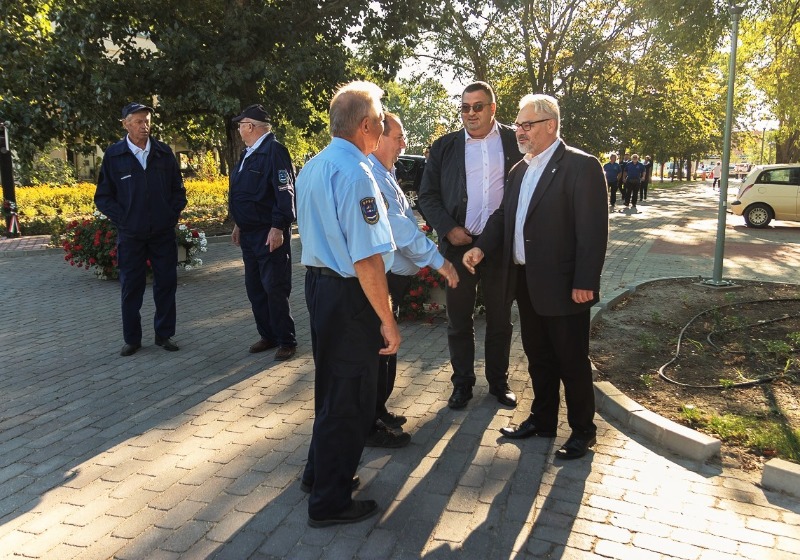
left=462, top=94, right=608, bottom=460
left=419, top=81, right=522, bottom=410
left=229, top=104, right=297, bottom=361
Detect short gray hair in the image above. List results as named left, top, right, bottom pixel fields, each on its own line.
left=330, top=81, right=384, bottom=138
left=519, top=94, right=560, bottom=135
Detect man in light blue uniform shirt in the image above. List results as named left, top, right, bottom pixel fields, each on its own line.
left=366, top=112, right=459, bottom=449
left=296, top=81, right=400, bottom=528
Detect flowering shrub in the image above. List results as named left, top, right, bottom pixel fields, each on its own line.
left=175, top=223, right=208, bottom=271
left=399, top=265, right=446, bottom=320
left=15, top=178, right=229, bottom=236
left=62, top=212, right=207, bottom=279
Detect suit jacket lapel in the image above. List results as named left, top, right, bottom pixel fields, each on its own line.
left=455, top=131, right=466, bottom=194
left=526, top=140, right=565, bottom=221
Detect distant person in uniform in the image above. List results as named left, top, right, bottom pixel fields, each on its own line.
left=95, top=102, right=187, bottom=357
left=296, top=81, right=399, bottom=528
left=367, top=112, right=459, bottom=448
left=641, top=155, right=653, bottom=201
left=622, top=153, right=646, bottom=209
left=603, top=153, right=622, bottom=208
left=229, top=104, right=297, bottom=361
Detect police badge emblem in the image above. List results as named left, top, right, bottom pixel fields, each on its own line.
left=360, top=197, right=380, bottom=224
left=278, top=170, right=289, bottom=184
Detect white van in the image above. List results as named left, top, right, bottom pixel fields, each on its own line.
left=728, top=164, right=800, bottom=227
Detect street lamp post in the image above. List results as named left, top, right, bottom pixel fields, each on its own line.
left=704, top=2, right=746, bottom=288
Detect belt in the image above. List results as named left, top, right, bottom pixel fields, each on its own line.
left=307, top=266, right=350, bottom=279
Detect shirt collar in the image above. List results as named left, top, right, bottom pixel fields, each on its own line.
left=464, top=120, right=500, bottom=142
left=246, top=132, right=271, bottom=154
left=126, top=135, right=151, bottom=155
left=524, top=138, right=560, bottom=168
left=367, top=153, right=392, bottom=175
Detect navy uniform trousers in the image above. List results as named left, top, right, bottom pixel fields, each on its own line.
left=117, top=229, right=178, bottom=345
left=303, top=268, right=382, bottom=518
left=239, top=227, right=296, bottom=347
left=375, top=272, right=413, bottom=422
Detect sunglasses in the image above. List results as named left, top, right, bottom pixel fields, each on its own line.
left=460, top=102, right=489, bottom=114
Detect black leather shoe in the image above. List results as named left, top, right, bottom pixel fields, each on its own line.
left=448, top=386, right=473, bottom=409
left=120, top=343, right=141, bottom=357
left=249, top=338, right=278, bottom=353
left=154, top=336, right=179, bottom=351
left=274, top=346, right=297, bottom=361
left=555, top=434, right=597, bottom=460
left=378, top=411, right=407, bottom=428
left=499, top=418, right=557, bottom=439
left=308, top=499, right=379, bottom=527
left=300, top=475, right=360, bottom=494
left=489, top=384, right=517, bottom=407
left=365, top=425, right=411, bottom=448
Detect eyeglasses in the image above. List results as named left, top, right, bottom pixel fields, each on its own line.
left=512, top=118, right=552, bottom=131
left=460, top=102, right=489, bottom=114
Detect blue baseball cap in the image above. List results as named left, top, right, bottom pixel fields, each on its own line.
left=121, top=102, right=153, bottom=119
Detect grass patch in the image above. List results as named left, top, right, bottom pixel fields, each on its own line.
left=688, top=410, right=800, bottom=462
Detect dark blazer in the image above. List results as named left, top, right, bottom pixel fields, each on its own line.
left=418, top=123, right=522, bottom=253
left=476, top=140, right=608, bottom=317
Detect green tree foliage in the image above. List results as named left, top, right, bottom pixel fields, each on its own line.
left=383, top=76, right=460, bottom=153
left=740, top=0, right=800, bottom=163
left=1, top=0, right=430, bottom=174
left=415, top=0, right=728, bottom=164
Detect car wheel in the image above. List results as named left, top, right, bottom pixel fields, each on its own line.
left=743, top=203, right=772, bottom=228
left=405, top=190, right=418, bottom=210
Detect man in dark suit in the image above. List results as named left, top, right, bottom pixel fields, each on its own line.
left=418, top=81, right=523, bottom=410
left=463, top=94, right=608, bottom=460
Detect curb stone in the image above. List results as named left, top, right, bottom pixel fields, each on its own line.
left=592, top=276, right=800, bottom=494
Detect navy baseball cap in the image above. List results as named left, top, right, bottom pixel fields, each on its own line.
left=232, top=104, right=271, bottom=123
left=121, top=102, right=153, bottom=119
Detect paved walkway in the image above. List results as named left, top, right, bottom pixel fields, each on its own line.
left=1, top=182, right=799, bottom=559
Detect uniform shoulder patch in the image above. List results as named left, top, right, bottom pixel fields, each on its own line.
left=360, top=197, right=380, bottom=225
left=278, top=170, right=290, bottom=184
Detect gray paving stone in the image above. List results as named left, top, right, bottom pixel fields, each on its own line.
left=2, top=187, right=800, bottom=558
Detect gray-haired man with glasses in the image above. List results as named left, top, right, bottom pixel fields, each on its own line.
left=419, top=81, right=523, bottom=410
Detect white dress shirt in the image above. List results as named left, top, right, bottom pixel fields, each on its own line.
left=464, top=121, right=504, bottom=235
left=513, top=138, right=560, bottom=264
left=126, top=136, right=151, bottom=170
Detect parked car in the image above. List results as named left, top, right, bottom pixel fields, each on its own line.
left=395, top=154, right=426, bottom=210
left=728, top=164, right=800, bottom=227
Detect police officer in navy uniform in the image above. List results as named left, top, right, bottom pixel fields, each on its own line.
left=95, top=102, right=187, bottom=356
left=296, top=81, right=399, bottom=527
left=229, top=104, right=297, bottom=360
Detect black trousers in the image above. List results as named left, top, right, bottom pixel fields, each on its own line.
left=376, top=272, right=413, bottom=422
left=303, top=269, right=382, bottom=518
left=515, top=266, right=596, bottom=436
left=445, top=243, right=513, bottom=389
left=117, top=229, right=177, bottom=344
left=623, top=180, right=640, bottom=206
left=608, top=181, right=621, bottom=206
